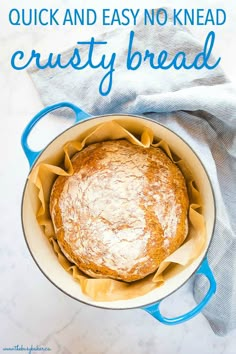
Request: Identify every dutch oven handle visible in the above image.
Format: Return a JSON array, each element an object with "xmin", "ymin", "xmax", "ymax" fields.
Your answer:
[
  {"xmin": 21, "ymin": 102, "xmax": 91, "ymax": 167},
  {"xmin": 143, "ymin": 258, "xmax": 216, "ymax": 325}
]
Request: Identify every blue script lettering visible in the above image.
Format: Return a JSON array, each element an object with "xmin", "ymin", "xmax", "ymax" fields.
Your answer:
[
  {"xmin": 127, "ymin": 30, "xmax": 220, "ymax": 71},
  {"xmin": 11, "ymin": 51, "xmax": 34, "ymax": 69},
  {"xmin": 11, "ymin": 31, "xmax": 220, "ymax": 96},
  {"xmin": 11, "ymin": 40, "xmax": 116, "ymax": 96}
]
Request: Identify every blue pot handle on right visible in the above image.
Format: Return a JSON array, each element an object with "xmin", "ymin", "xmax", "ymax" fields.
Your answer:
[{"xmin": 143, "ymin": 258, "xmax": 216, "ymax": 325}]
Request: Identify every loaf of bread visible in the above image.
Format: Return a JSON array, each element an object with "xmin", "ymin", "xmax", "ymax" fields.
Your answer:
[{"xmin": 50, "ymin": 140, "xmax": 189, "ymax": 282}]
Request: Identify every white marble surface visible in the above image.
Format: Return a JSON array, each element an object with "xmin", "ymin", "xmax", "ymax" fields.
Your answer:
[{"xmin": 1, "ymin": 1, "xmax": 236, "ymax": 353}]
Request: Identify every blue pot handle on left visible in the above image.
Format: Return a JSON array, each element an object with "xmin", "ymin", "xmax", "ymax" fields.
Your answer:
[
  {"xmin": 21, "ymin": 102, "xmax": 91, "ymax": 167},
  {"xmin": 143, "ymin": 258, "xmax": 216, "ymax": 325}
]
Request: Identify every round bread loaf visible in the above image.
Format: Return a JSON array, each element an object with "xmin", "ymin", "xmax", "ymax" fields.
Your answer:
[{"xmin": 50, "ymin": 140, "xmax": 189, "ymax": 282}]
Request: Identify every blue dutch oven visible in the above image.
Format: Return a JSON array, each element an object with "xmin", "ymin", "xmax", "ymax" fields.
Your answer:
[{"xmin": 21, "ymin": 102, "xmax": 216, "ymax": 325}]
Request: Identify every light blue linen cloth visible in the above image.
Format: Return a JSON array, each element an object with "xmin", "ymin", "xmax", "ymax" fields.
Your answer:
[{"xmin": 29, "ymin": 11, "xmax": 236, "ymax": 336}]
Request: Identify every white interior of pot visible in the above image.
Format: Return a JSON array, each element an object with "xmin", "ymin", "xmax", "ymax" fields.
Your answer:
[{"xmin": 22, "ymin": 115, "xmax": 215, "ymax": 309}]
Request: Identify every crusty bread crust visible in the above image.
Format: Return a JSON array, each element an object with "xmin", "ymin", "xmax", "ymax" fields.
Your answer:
[{"xmin": 50, "ymin": 140, "xmax": 189, "ymax": 282}]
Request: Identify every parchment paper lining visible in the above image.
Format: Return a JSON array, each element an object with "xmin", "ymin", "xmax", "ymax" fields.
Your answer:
[{"xmin": 28, "ymin": 121, "xmax": 205, "ymax": 301}]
